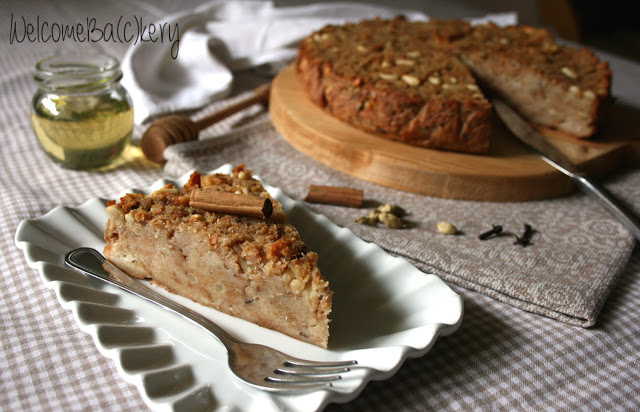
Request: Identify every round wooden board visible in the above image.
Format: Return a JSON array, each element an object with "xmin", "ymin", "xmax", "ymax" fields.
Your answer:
[{"xmin": 269, "ymin": 65, "xmax": 612, "ymax": 201}]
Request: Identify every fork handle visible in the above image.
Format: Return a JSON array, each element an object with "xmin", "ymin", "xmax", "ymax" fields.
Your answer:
[{"xmin": 64, "ymin": 248, "xmax": 239, "ymax": 350}]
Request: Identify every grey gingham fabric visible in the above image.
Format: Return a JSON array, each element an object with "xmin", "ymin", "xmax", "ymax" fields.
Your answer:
[{"xmin": 2, "ymin": 1, "xmax": 640, "ymax": 411}]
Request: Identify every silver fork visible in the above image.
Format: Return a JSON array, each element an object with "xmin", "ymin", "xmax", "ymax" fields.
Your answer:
[{"xmin": 64, "ymin": 247, "xmax": 357, "ymax": 392}]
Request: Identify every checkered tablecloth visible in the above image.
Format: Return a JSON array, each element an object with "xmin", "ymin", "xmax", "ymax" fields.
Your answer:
[{"xmin": 2, "ymin": 1, "xmax": 640, "ymax": 411}]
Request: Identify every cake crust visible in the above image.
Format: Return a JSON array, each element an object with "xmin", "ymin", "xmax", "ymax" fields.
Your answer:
[{"xmin": 104, "ymin": 166, "xmax": 332, "ymax": 348}]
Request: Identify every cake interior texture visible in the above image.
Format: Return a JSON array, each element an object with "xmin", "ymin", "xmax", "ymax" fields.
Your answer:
[{"xmin": 104, "ymin": 165, "xmax": 332, "ymax": 348}]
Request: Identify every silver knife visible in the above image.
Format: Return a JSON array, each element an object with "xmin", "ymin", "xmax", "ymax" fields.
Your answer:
[{"xmin": 492, "ymin": 98, "xmax": 640, "ymax": 241}]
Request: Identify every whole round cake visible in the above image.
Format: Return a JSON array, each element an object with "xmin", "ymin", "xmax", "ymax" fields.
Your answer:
[{"xmin": 295, "ymin": 17, "xmax": 611, "ymax": 154}]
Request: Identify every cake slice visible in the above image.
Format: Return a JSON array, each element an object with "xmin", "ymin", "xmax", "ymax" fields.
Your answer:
[
  {"xmin": 103, "ymin": 165, "xmax": 332, "ymax": 348},
  {"xmin": 454, "ymin": 22, "xmax": 611, "ymax": 138}
]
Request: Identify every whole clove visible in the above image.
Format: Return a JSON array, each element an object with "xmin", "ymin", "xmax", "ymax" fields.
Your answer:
[
  {"xmin": 479, "ymin": 225, "xmax": 503, "ymax": 240},
  {"xmin": 514, "ymin": 224, "xmax": 533, "ymax": 246}
]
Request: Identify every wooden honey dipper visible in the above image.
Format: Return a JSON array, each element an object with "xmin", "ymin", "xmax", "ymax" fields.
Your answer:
[{"xmin": 140, "ymin": 83, "xmax": 271, "ymax": 163}]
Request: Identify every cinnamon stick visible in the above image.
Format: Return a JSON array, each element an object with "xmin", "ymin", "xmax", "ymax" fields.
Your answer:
[
  {"xmin": 304, "ymin": 185, "xmax": 363, "ymax": 207},
  {"xmin": 189, "ymin": 188, "xmax": 273, "ymax": 219}
]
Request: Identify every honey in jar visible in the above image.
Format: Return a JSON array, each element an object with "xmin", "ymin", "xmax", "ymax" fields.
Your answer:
[{"xmin": 31, "ymin": 54, "xmax": 133, "ymax": 170}]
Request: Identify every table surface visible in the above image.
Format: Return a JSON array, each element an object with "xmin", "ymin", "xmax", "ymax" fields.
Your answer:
[{"xmin": 2, "ymin": 1, "xmax": 639, "ymax": 411}]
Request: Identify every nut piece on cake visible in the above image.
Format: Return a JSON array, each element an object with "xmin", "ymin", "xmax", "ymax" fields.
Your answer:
[{"xmin": 103, "ymin": 165, "xmax": 332, "ymax": 348}]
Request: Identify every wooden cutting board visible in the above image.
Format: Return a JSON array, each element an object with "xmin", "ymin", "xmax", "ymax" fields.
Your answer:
[{"xmin": 269, "ymin": 64, "xmax": 639, "ymax": 201}]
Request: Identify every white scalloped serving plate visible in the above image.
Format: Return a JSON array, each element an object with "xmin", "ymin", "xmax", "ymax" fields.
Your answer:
[{"xmin": 15, "ymin": 164, "xmax": 463, "ymax": 412}]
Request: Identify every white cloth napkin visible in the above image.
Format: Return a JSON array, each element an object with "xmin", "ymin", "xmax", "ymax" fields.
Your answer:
[{"xmin": 122, "ymin": 0, "xmax": 516, "ymax": 124}]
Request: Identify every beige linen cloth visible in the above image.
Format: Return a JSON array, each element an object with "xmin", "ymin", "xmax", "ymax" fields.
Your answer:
[{"xmin": 163, "ymin": 111, "xmax": 639, "ymax": 328}]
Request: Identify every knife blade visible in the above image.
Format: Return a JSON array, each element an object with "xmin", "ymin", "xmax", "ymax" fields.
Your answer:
[{"xmin": 492, "ymin": 98, "xmax": 640, "ymax": 241}]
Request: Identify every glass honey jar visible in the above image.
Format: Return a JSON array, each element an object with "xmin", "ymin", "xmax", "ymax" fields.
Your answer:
[{"xmin": 31, "ymin": 54, "xmax": 134, "ymax": 170}]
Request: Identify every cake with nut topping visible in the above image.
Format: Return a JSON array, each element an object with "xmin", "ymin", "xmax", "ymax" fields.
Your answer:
[
  {"xmin": 295, "ymin": 17, "xmax": 611, "ymax": 153},
  {"xmin": 103, "ymin": 165, "xmax": 332, "ymax": 348}
]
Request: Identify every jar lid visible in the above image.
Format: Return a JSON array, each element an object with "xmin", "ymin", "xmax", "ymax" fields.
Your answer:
[{"xmin": 34, "ymin": 54, "xmax": 122, "ymax": 91}]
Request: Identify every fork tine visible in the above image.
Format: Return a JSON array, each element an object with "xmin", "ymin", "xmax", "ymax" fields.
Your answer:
[
  {"xmin": 276, "ymin": 365, "xmax": 352, "ymax": 376},
  {"xmin": 265, "ymin": 374, "xmax": 342, "ymax": 386},
  {"xmin": 278, "ymin": 359, "xmax": 356, "ymax": 378},
  {"xmin": 284, "ymin": 359, "xmax": 358, "ymax": 368}
]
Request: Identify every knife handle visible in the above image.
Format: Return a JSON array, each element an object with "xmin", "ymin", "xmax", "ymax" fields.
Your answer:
[{"xmin": 571, "ymin": 175, "xmax": 640, "ymax": 241}]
